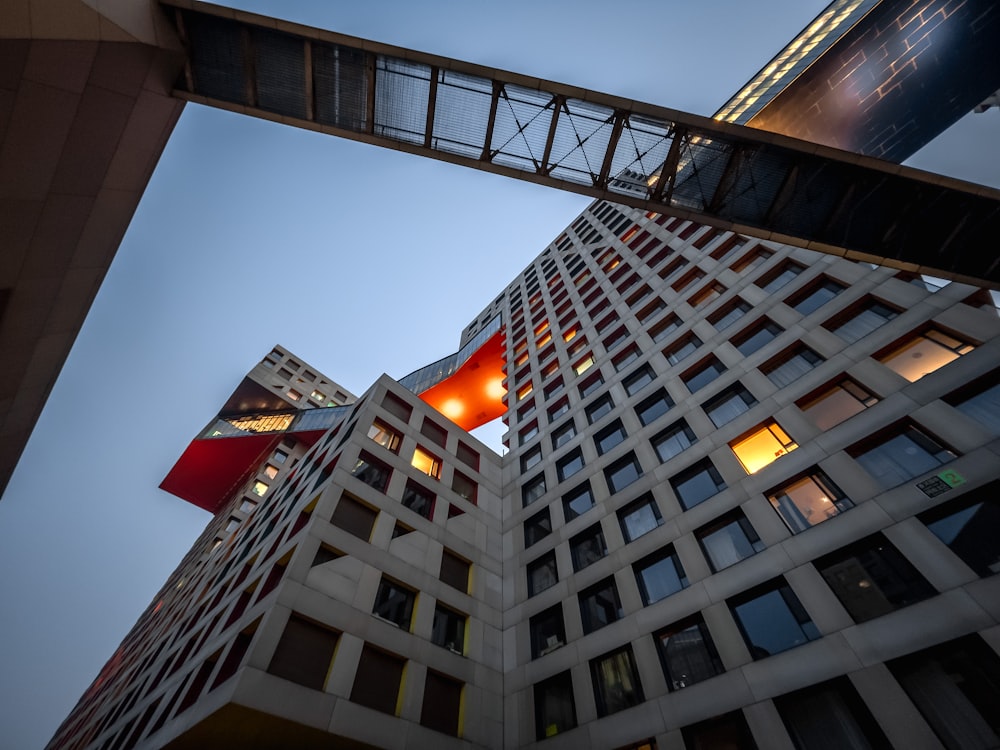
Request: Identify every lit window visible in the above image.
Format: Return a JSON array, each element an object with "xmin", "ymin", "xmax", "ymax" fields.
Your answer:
[
  {"xmin": 617, "ymin": 494, "xmax": 662, "ymax": 542},
  {"xmin": 652, "ymin": 419, "xmax": 697, "ymax": 463},
  {"xmin": 591, "ymin": 646, "xmax": 644, "ymax": 717},
  {"xmin": 815, "ymin": 533, "xmax": 935, "ymax": 622},
  {"xmin": 696, "ymin": 511, "xmax": 765, "ymax": 571},
  {"xmin": 703, "ymin": 384, "xmax": 758, "ymax": 428},
  {"xmin": 515, "ymin": 350, "xmax": 529, "ymax": 367},
  {"xmin": 536, "ymin": 331, "xmax": 553, "ymax": 349},
  {"xmin": 574, "ymin": 355, "xmax": 595, "ymax": 375},
  {"xmin": 878, "ymin": 328, "xmax": 974, "ymax": 381},
  {"xmin": 798, "ymin": 377, "xmax": 878, "ymax": 430},
  {"xmin": 310, "ymin": 390, "xmax": 325, "ymax": 402},
  {"xmin": 850, "ymin": 424, "xmax": 956, "ymax": 490},
  {"xmin": 263, "ymin": 464, "xmax": 279, "ymax": 479},
  {"xmin": 530, "ymin": 605, "xmax": 566, "ymax": 658},
  {"xmin": 367, "ymin": 420, "xmax": 401, "ymax": 453},
  {"xmin": 729, "ymin": 579, "xmax": 819, "ymax": 659},
  {"xmin": 579, "ymin": 577, "xmax": 622, "ymax": 633},
  {"xmin": 534, "ymin": 671, "xmax": 577, "ymax": 740},
  {"xmin": 655, "ymin": 616, "xmax": 723, "ymax": 691},
  {"xmin": 730, "ymin": 421, "xmax": 797, "ymax": 474},
  {"xmin": 516, "ymin": 382, "xmax": 534, "ymax": 401},
  {"xmin": 252, "ymin": 480, "xmax": 269, "ymax": 496},
  {"xmin": 671, "ymin": 459, "xmax": 726, "ymax": 510},
  {"xmin": 373, "ymin": 577, "xmax": 415, "ymax": 629},
  {"xmin": 767, "ymin": 470, "xmax": 853, "ymax": 533},
  {"xmin": 411, "ymin": 447, "xmax": 441, "ymax": 479},
  {"xmin": 633, "ymin": 546, "xmax": 687, "ymax": 605},
  {"xmin": 527, "ymin": 552, "xmax": 558, "ymax": 597},
  {"xmin": 534, "ymin": 320, "xmax": 550, "ymax": 336},
  {"xmin": 827, "ymin": 299, "xmax": 898, "ymax": 343},
  {"xmin": 431, "ymin": 605, "xmax": 466, "ymax": 654},
  {"xmin": 563, "ymin": 325, "xmax": 579, "ymax": 342},
  {"xmin": 524, "ymin": 507, "xmax": 552, "ymax": 548},
  {"xmin": 562, "ymin": 481, "xmax": 595, "ymax": 520},
  {"xmin": 570, "ymin": 523, "xmax": 607, "ymax": 571},
  {"xmin": 287, "ymin": 389, "xmax": 301, "ymax": 401},
  {"xmin": 921, "ymin": 482, "xmax": 1000, "ymax": 577}
]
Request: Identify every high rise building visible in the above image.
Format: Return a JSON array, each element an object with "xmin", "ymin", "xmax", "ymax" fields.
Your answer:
[{"xmin": 47, "ymin": 194, "xmax": 1000, "ymax": 748}]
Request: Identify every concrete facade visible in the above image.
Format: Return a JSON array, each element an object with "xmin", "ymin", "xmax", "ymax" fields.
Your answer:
[{"xmin": 46, "ymin": 199, "xmax": 1000, "ymax": 749}]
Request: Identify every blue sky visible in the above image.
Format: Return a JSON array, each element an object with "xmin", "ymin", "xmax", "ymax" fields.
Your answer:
[{"xmin": 0, "ymin": 2, "xmax": 997, "ymax": 747}]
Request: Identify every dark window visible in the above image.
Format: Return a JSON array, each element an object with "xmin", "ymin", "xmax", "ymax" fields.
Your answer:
[
  {"xmin": 331, "ymin": 494, "xmax": 377, "ymax": 541},
  {"xmin": 350, "ymin": 451, "xmax": 390, "ymax": 492},
  {"xmin": 665, "ymin": 334, "xmax": 701, "ymax": 365},
  {"xmin": 595, "ymin": 419, "xmax": 628, "ymax": 455},
  {"xmin": 763, "ymin": 346, "xmax": 824, "ymax": 387},
  {"xmin": 789, "ymin": 278, "xmax": 846, "ymax": 315},
  {"xmin": 528, "ymin": 552, "xmax": 558, "ymax": 597},
  {"xmin": 671, "ymin": 459, "xmax": 726, "ymax": 510},
  {"xmin": 634, "ymin": 546, "xmax": 688, "ymax": 605},
  {"xmin": 570, "ymin": 523, "xmax": 608, "ymax": 571},
  {"xmin": 519, "ymin": 421, "xmax": 539, "ymax": 446},
  {"xmin": 382, "ymin": 392, "xmax": 412, "ymax": 423},
  {"xmin": 521, "ymin": 446, "xmax": 543, "ymax": 472},
  {"xmin": 557, "ymin": 449, "xmax": 585, "ymax": 482},
  {"xmin": 682, "ymin": 711, "xmax": 758, "ymax": 750},
  {"xmin": 798, "ymin": 377, "xmax": 878, "ymax": 430},
  {"xmin": 401, "ymin": 480, "xmax": 434, "ymax": 519},
  {"xmin": 767, "ymin": 470, "xmax": 853, "ymax": 533},
  {"xmin": 586, "ymin": 394, "xmax": 615, "ymax": 424},
  {"xmin": 373, "ymin": 578, "xmax": 415, "ymax": 629},
  {"xmin": 544, "ymin": 377, "xmax": 565, "ymax": 400},
  {"xmin": 440, "ymin": 551, "xmax": 470, "ymax": 592},
  {"xmin": 696, "ymin": 511, "xmax": 765, "ymax": 572},
  {"xmin": 759, "ymin": 262, "xmax": 803, "ymax": 293},
  {"xmin": 921, "ymin": 482, "xmax": 1000, "ymax": 577},
  {"xmin": 524, "ymin": 507, "xmax": 552, "ymax": 548},
  {"xmin": 815, "ymin": 533, "xmax": 935, "ymax": 622},
  {"xmin": 618, "ymin": 494, "xmax": 662, "ymax": 542},
  {"xmin": 655, "ymin": 615, "xmax": 724, "ymax": 691},
  {"xmin": 949, "ymin": 378, "xmax": 1000, "ymax": 434},
  {"xmin": 652, "ymin": 419, "xmax": 697, "ymax": 463},
  {"xmin": 649, "ymin": 314, "xmax": 681, "ymax": 342},
  {"xmin": 591, "ymin": 646, "xmax": 644, "ymax": 717},
  {"xmin": 267, "ymin": 614, "xmax": 338, "ymax": 690},
  {"xmin": 732, "ymin": 319, "xmax": 783, "ymax": 356},
  {"xmin": 709, "ymin": 298, "xmax": 752, "ymax": 330},
  {"xmin": 456, "ymin": 441, "xmax": 480, "ymax": 470},
  {"xmin": 703, "ymin": 384, "xmax": 758, "ymax": 428},
  {"xmin": 613, "ymin": 345, "xmax": 640, "ymax": 372},
  {"xmin": 548, "ymin": 396, "xmax": 570, "ymax": 422},
  {"xmin": 351, "ymin": 646, "xmax": 404, "ymax": 715},
  {"xmin": 530, "ymin": 605, "xmax": 566, "ymax": 659},
  {"xmin": 623, "ymin": 365, "xmax": 655, "ymax": 396},
  {"xmin": 682, "ymin": 357, "xmax": 726, "ymax": 392},
  {"xmin": 636, "ymin": 389, "xmax": 674, "ymax": 426},
  {"xmin": 774, "ymin": 678, "xmax": 889, "ymax": 750},
  {"xmin": 522, "ymin": 474, "xmax": 547, "ymax": 507},
  {"xmin": 534, "ymin": 671, "xmax": 577, "ymax": 740},
  {"xmin": 551, "ymin": 419, "xmax": 577, "ymax": 449},
  {"xmin": 850, "ymin": 424, "xmax": 956, "ymax": 490},
  {"xmin": 827, "ymin": 299, "xmax": 898, "ymax": 343},
  {"xmin": 431, "ymin": 605, "xmax": 466, "ymax": 654},
  {"xmin": 729, "ymin": 579, "xmax": 819, "ymax": 659},
  {"xmin": 579, "ymin": 577, "xmax": 622, "ymax": 633},
  {"xmin": 605, "ymin": 452, "xmax": 643, "ymax": 493},
  {"xmin": 452, "ymin": 471, "xmax": 477, "ymax": 504},
  {"xmin": 420, "ymin": 671, "xmax": 463, "ymax": 736},
  {"xmin": 563, "ymin": 481, "xmax": 595, "ymax": 520},
  {"xmin": 889, "ymin": 635, "xmax": 1000, "ymax": 750},
  {"xmin": 420, "ymin": 417, "xmax": 448, "ymax": 447}
]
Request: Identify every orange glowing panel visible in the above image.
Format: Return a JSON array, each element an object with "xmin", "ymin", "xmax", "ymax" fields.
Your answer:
[{"xmin": 419, "ymin": 330, "xmax": 508, "ymax": 432}]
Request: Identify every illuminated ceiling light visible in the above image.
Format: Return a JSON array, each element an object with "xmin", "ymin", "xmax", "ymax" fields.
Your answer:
[
  {"xmin": 486, "ymin": 378, "xmax": 506, "ymax": 399},
  {"xmin": 441, "ymin": 399, "xmax": 465, "ymax": 419}
]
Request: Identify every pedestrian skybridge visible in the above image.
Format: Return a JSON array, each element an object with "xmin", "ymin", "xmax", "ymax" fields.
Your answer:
[{"xmin": 165, "ymin": 1, "xmax": 1000, "ymax": 286}]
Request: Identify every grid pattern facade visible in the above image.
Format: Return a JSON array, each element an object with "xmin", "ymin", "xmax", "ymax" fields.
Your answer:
[{"xmin": 48, "ymin": 202, "xmax": 1000, "ymax": 750}]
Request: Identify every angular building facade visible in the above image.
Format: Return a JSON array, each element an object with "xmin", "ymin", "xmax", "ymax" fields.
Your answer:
[{"xmin": 47, "ymin": 195, "xmax": 1000, "ymax": 749}]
